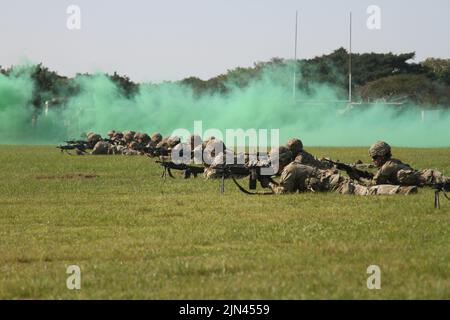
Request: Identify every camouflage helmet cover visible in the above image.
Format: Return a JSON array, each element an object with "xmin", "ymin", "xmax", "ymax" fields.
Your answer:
[
  {"xmin": 122, "ymin": 130, "xmax": 136, "ymax": 136},
  {"xmin": 151, "ymin": 133, "xmax": 163, "ymax": 144},
  {"xmin": 87, "ymin": 133, "xmax": 102, "ymax": 144},
  {"xmin": 123, "ymin": 130, "xmax": 135, "ymax": 142},
  {"xmin": 270, "ymin": 146, "xmax": 293, "ymax": 167},
  {"xmin": 133, "ymin": 132, "xmax": 142, "ymax": 140},
  {"xmin": 369, "ymin": 141, "xmax": 391, "ymax": 158},
  {"xmin": 167, "ymin": 136, "xmax": 181, "ymax": 148},
  {"xmin": 139, "ymin": 133, "xmax": 151, "ymax": 144},
  {"xmin": 113, "ymin": 132, "xmax": 124, "ymax": 139},
  {"xmin": 286, "ymin": 138, "xmax": 303, "ymax": 156}
]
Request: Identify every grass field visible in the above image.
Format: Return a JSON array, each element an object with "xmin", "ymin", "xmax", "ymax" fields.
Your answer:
[{"xmin": 0, "ymin": 145, "xmax": 449, "ymax": 299}]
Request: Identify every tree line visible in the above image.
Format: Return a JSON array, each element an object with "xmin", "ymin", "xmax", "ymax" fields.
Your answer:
[{"xmin": 1, "ymin": 48, "xmax": 450, "ymax": 108}]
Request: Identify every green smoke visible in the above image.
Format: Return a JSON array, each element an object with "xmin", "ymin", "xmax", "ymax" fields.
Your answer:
[{"xmin": 0, "ymin": 64, "xmax": 449, "ymax": 147}]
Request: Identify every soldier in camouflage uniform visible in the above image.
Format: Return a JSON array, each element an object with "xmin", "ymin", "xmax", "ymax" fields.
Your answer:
[
  {"xmin": 169, "ymin": 134, "xmax": 203, "ymax": 164},
  {"xmin": 112, "ymin": 132, "xmax": 125, "ymax": 146},
  {"xmin": 91, "ymin": 140, "xmax": 113, "ymax": 155},
  {"xmin": 107, "ymin": 130, "xmax": 116, "ymax": 140},
  {"xmin": 150, "ymin": 133, "xmax": 163, "ymax": 147},
  {"xmin": 87, "ymin": 132, "xmax": 102, "ymax": 148},
  {"xmin": 268, "ymin": 147, "xmax": 417, "ymax": 195},
  {"xmin": 123, "ymin": 141, "xmax": 140, "ymax": 155},
  {"xmin": 286, "ymin": 138, "xmax": 333, "ymax": 169},
  {"xmin": 367, "ymin": 141, "xmax": 447, "ymax": 186},
  {"xmin": 138, "ymin": 133, "xmax": 151, "ymax": 145},
  {"xmin": 203, "ymin": 138, "xmax": 228, "ymax": 179},
  {"xmin": 123, "ymin": 130, "xmax": 136, "ymax": 144},
  {"xmin": 155, "ymin": 135, "xmax": 181, "ymax": 156}
]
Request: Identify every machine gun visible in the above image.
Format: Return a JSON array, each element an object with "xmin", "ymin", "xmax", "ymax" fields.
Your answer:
[
  {"xmin": 323, "ymin": 158, "xmax": 374, "ymax": 181},
  {"xmin": 211, "ymin": 162, "xmax": 276, "ymax": 195},
  {"xmin": 432, "ymin": 182, "xmax": 450, "ymax": 209},
  {"xmin": 156, "ymin": 160, "xmax": 205, "ymax": 179},
  {"xmin": 155, "ymin": 157, "xmax": 275, "ymax": 195},
  {"xmin": 56, "ymin": 143, "xmax": 88, "ymax": 154}
]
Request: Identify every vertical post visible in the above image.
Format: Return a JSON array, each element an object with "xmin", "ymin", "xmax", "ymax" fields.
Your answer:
[
  {"xmin": 293, "ymin": 10, "xmax": 298, "ymax": 101},
  {"xmin": 220, "ymin": 172, "xmax": 225, "ymax": 194},
  {"xmin": 349, "ymin": 12, "xmax": 352, "ymax": 104}
]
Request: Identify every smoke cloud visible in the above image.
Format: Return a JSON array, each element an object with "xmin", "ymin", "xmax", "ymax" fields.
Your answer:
[{"xmin": 0, "ymin": 64, "xmax": 449, "ymax": 147}]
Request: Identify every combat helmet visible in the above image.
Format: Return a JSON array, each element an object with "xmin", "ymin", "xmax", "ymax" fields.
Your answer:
[
  {"xmin": 369, "ymin": 141, "xmax": 391, "ymax": 158},
  {"xmin": 286, "ymin": 138, "xmax": 303, "ymax": 157},
  {"xmin": 167, "ymin": 136, "xmax": 181, "ymax": 148},
  {"xmin": 87, "ymin": 133, "xmax": 102, "ymax": 145},
  {"xmin": 107, "ymin": 130, "xmax": 116, "ymax": 138},
  {"xmin": 270, "ymin": 146, "xmax": 294, "ymax": 168},
  {"xmin": 133, "ymin": 132, "xmax": 142, "ymax": 141},
  {"xmin": 123, "ymin": 130, "xmax": 136, "ymax": 143},
  {"xmin": 151, "ymin": 133, "xmax": 163, "ymax": 144},
  {"xmin": 139, "ymin": 133, "xmax": 151, "ymax": 144}
]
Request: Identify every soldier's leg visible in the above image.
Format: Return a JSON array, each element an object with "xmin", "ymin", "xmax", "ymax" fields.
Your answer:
[
  {"xmin": 369, "ymin": 185, "xmax": 417, "ymax": 195},
  {"xmin": 419, "ymin": 169, "xmax": 447, "ymax": 185}
]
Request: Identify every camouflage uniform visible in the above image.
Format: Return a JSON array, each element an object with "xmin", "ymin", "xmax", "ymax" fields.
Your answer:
[
  {"xmin": 150, "ymin": 133, "xmax": 163, "ymax": 147},
  {"xmin": 188, "ymin": 134, "xmax": 204, "ymax": 164},
  {"xmin": 286, "ymin": 138, "xmax": 333, "ymax": 169},
  {"xmin": 269, "ymin": 145, "xmax": 417, "ymax": 195},
  {"xmin": 91, "ymin": 141, "xmax": 112, "ymax": 155},
  {"xmin": 112, "ymin": 132, "xmax": 126, "ymax": 146},
  {"xmin": 269, "ymin": 161, "xmax": 417, "ymax": 195},
  {"xmin": 203, "ymin": 138, "xmax": 226, "ymax": 166},
  {"xmin": 87, "ymin": 133, "xmax": 102, "ymax": 148},
  {"xmin": 167, "ymin": 136, "xmax": 181, "ymax": 149},
  {"xmin": 171, "ymin": 142, "xmax": 191, "ymax": 164},
  {"xmin": 123, "ymin": 130, "xmax": 136, "ymax": 144},
  {"xmin": 107, "ymin": 130, "xmax": 116, "ymax": 139},
  {"xmin": 368, "ymin": 141, "xmax": 447, "ymax": 186},
  {"xmin": 203, "ymin": 139, "xmax": 231, "ymax": 179},
  {"xmin": 110, "ymin": 144, "xmax": 127, "ymax": 155},
  {"xmin": 138, "ymin": 133, "xmax": 151, "ymax": 145}
]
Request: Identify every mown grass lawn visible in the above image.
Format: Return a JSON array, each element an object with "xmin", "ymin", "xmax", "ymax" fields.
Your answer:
[{"xmin": 0, "ymin": 145, "xmax": 449, "ymax": 299}]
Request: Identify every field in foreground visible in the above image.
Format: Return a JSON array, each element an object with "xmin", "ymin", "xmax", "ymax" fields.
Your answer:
[{"xmin": 0, "ymin": 145, "xmax": 449, "ymax": 299}]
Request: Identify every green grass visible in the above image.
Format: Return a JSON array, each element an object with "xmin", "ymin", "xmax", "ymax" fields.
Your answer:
[{"xmin": 0, "ymin": 145, "xmax": 449, "ymax": 299}]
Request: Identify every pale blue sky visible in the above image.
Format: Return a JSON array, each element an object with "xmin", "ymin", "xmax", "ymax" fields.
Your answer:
[{"xmin": 1, "ymin": 0, "xmax": 449, "ymax": 82}]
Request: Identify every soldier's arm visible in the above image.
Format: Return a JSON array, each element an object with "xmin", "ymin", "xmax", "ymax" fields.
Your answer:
[
  {"xmin": 269, "ymin": 166, "xmax": 297, "ymax": 194},
  {"xmin": 297, "ymin": 152, "xmax": 333, "ymax": 170},
  {"xmin": 370, "ymin": 168, "xmax": 391, "ymax": 185}
]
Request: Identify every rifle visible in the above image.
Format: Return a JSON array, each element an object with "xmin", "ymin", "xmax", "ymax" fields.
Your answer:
[
  {"xmin": 324, "ymin": 158, "xmax": 374, "ymax": 181},
  {"xmin": 142, "ymin": 146, "xmax": 169, "ymax": 157},
  {"xmin": 432, "ymin": 181, "xmax": 450, "ymax": 209},
  {"xmin": 156, "ymin": 160, "xmax": 205, "ymax": 179},
  {"xmin": 65, "ymin": 140, "xmax": 89, "ymax": 145},
  {"xmin": 102, "ymin": 138, "xmax": 121, "ymax": 145}
]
